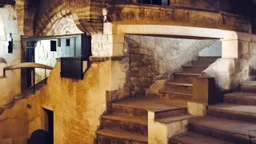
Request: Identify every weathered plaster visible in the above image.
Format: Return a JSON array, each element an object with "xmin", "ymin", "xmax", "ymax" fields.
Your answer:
[
  {"xmin": 204, "ymin": 34, "xmax": 256, "ymax": 90},
  {"xmin": 126, "ymin": 35, "xmax": 220, "ymax": 96},
  {"xmin": 0, "ymin": 6, "xmax": 21, "ymax": 106},
  {"xmin": 21, "ymin": 57, "xmax": 128, "ymax": 144}
]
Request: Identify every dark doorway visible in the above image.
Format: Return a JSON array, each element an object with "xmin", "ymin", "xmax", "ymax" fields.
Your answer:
[
  {"xmin": 27, "ymin": 109, "xmax": 54, "ymax": 144},
  {"xmin": 27, "ymin": 109, "xmax": 53, "ymax": 144},
  {"xmin": 44, "ymin": 109, "xmax": 54, "ymax": 144}
]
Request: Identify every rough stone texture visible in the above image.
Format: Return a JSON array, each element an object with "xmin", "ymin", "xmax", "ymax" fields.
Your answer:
[
  {"xmin": 204, "ymin": 39, "xmax": 256, "ymax": 91},
  {"xmin": 30, "ymin": 58, "xmax": 128, "ymax": 144},
  {"xmin": 146, "ymin": 80, "xmax": 165, "ymax": 97},
  {"xmin": 0, "ymin": 98, "xmax": 30, "ymax": 143},
  {"xmin": 107, "ymin": 5, "xmax": 252, "ymax": 34},
  {"xmin": 125, "ymin": 35, "xmax": 219, "ymax": 97},
  {"xmin": 204, "ymin": 56, "xmax": 256, "ymax": 90},
  {"xmin": 0, "ymin": 6, "xmax": 21, "ymax": 106},
  {"xmin": 46, "ymin": 14, "xmax": 82, "ymax": 36},
  {"xmin": 91, "ymin": 34, "xmax": 113, "ymax": 56},
  {"xmin": 34, "ymin": 0, "xmax": 102, "ymax": 36},
  {"xmin": 0, "ymin": 56, "xmax": 130, "ymax": 144}
]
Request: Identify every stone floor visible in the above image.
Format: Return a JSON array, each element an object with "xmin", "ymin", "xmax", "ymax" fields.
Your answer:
[{"xmin": 113, "ymin": 96, "xmax": 187, "ymax": 112}]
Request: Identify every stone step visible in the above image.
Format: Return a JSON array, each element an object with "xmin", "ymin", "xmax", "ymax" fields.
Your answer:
[
  {"xmin": 173, "ymin": 73, "xmax": 201, "ymax": 84},
  {"xmin": 241, "ymin": 81, "xmax": 256, "ymax": 93},
  {"xmin": 189, "ymin": 116, "xmax": 256, "ymax": 144},
  {"xmin": 224, "ymin": 92, "xmax": 256, "ymax": 105},
  {"xmin": 169, "ymin": 132, "xmax": 233, "ymax": 144},
  {"xmin": 165, "ymin": 82, "xmax": 193, "ymax": 93},
  {"xmin": 182, "ymin": 65, "xmax": 208, "ymax": 73},
  {"xmin": 159, "ymin": 90, "xmax": 193, "ymax": 101},
  {"xmin": 156, "ymin": 114, "xmax": 193, "ymax": 124},
  {"xmin": 112, "ymin": 104, "xmax": 148, "ymax": 119},
  {"xmin": 112, "ymin": 96, "xmax": 189, "ymax": 118},
  {"xmin": 207, "ymin": 103, "xmax": 256, "ymax": 123},
  {"xmin": 97, "ymin": 128, "xmax": 148, "ymax": 144},
  {"xmin": 101, "ymin": 114, "xmax": 148, "ymax": 136},
  {"xmin": 155, "ymin": 107, "xmax": 187, "ymax": 119}
]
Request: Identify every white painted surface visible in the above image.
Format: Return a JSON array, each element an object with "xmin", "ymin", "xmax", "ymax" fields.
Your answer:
[{"xmin": 0, "ymin": 6, "xmax": 21, "ymax": 105}]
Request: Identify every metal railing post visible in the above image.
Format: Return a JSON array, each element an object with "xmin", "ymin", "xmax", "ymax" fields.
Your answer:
[{"xmin": 33, "ymin": 68, "xmax": 35, "ymax": 94}]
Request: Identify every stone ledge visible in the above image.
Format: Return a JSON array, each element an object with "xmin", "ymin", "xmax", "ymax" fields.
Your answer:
[{"xmin": 89, "ymin": 56, "xmax": 128, "ymax": 62}]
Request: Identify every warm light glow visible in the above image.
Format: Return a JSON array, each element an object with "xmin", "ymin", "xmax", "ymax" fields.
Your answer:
[{"xmin": 0, "ymin": 14, "xmax": 5, "ymax": 41}]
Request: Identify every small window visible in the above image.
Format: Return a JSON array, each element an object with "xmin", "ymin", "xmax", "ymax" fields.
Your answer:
[
  {"xmin": 66, "ymin": 39, "xmax": 70, "ymax": 46},
  {"xmin": 50, "ymin": 40, "xmax": 57, "ymax": 51},
  {"xmin": 57, "ymin": 39, "xmax": 61, "ymax": 47}
]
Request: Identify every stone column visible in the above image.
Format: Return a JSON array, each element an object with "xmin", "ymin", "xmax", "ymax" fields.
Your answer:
[
  {"xmin": 104, "ymin": 22, "xmax": 125, "ymax": 56},
  {"xmin": 221, "ymin": 39, "xmax": 239, "ymax": 58},
  {"xmin": 91, "ymin": 22, "xmax": 124, "ymax": 57}
]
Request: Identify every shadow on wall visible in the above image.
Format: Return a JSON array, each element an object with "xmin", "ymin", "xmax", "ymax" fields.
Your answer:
[{"xmin": 27, "ymin": 129, "xmax": 53, "ymax": 144}]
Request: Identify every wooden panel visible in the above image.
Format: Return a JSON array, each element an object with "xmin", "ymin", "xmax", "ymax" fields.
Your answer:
[{"xmin": 61, "ymin": 57, "xmax": 83, "ymax": 79}]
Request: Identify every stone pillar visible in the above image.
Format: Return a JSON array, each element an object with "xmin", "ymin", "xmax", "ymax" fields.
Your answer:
[
  {"xmin": 91, "ymin": 22, "xmax": 125, "ymax": 57},
  {"xmin": 221, "ymin": 39, "xmax": 239, "ymax": 58},
  {"xmin": 104, "ymin": 22, "xmax": 125, "ymax": 56}
]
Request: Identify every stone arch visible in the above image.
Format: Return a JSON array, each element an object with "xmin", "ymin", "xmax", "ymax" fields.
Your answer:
[
  {"xmin": 35, "ymin": 6, "xmax": 72, "ymax": 36},
  {"xmin": 39, "ymin": 10, "xmax": 83, "ymax": 36},
  {"xmin": 45, "ymin": 14, "xmax": 83, "ymax": 36},
  {"xmin": 34, "ymin": 1, "xmax": 103, "ymax": 36}
]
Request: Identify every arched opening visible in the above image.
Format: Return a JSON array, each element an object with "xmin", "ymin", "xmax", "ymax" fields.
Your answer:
[{"xmin": 33, "ymin": 13, "xmax": 88, "ymax": 83}]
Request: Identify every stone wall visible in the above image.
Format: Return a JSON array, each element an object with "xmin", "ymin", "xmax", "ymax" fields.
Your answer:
[
  {"xmin": 91, "ymin": 35, "xmax": 113, "ymax": 56},
  {"xmin": 125, "ymin": 35, "xmax": 220, "ymax": 96},
  {"xmin": 204, "ymin": 36, "xmax": 256, "ymax": 91},
  {"xmin": 0, "ymin": 6, "xmax": 21, "ymax": 106},
  {"xmin": 0, "ymin": 56, "xmax": 130, "ymax": 144}
]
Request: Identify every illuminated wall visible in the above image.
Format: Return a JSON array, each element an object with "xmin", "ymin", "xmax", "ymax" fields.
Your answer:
[{"xmin": 0, "ymin": 6, "xmax": 21, "ymax": 106}]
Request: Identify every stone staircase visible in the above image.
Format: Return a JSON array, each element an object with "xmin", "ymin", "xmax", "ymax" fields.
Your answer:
[
  {"xmin": 96, "ymin": 56, "xmax": 220, "ymax": 144},
  {"xmin": 169, "ymin": 81, "xmax": 256, "ymax": 144},
  {"xmin": 96, "ymin": 96, "xmax": 192, "ymax": 144},
  {"xmin": 159, "ymin": 56, "xmax": 219, "ymax": 102}
]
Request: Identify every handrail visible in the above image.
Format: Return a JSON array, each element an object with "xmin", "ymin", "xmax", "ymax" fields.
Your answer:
[
  {"xmin": 3, "ymin": 62, "xmax": 53, "ymax": 94},
  {"xmin": 4, "ymin": 62, "xmax": 53, "ymax": 72}
]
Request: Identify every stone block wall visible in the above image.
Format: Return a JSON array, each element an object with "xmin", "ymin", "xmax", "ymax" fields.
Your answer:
[
  {"xmin": 125, "ymin": 35, "xmax": 221, "ymax": 97},
  {"xmin": 91, "ymin": 35, "xmax": 113, "ymax": 56},
  {"xmin": 204, "ymin": 36, "xmax": 256, "ymax": 91}
]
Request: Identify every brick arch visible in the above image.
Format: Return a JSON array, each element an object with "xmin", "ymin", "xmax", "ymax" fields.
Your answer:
[
  {"xmin": 34, "ymin": 1, "xmax": 104, "ymax": 36},
  {"xmin": 36, "ymin": 9, "xmax": 74, "ymax": 36},
  {"xmin": 45, "ymin": 14, "xmax": 83, "ymax": 36},
  {"xmin": 34, "ymin": 2, "xmax": 71, "ymax": 36}
]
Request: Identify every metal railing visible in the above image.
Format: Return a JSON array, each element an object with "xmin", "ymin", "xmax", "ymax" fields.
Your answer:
[{"xmin": 60, "ymin": 57, "xmax": 84, "ymax": 80}]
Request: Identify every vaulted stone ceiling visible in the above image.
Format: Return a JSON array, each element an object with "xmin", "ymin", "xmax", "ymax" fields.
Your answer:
[{"xmin": 0, "ymin": 0, "xmax": 15, "ymax": 7}]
